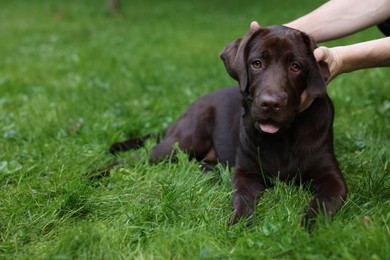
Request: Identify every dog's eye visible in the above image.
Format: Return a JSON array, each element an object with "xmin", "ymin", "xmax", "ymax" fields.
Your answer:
[
  {"xmin": 251, "ymin": 60, "xmax": 263, "ymax": 69},
  {"xmin": 290, "ymin": 62, "xmax": 302, "ymax": 72}
]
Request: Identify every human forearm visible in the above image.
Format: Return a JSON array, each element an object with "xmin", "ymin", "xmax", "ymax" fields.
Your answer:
[
  {"xmin": 314, "ymin": 37, "xmax": 390, "ymax": 80},
  {"xmin": 285, "ymin": 0, "xmax": 390, "ymax": 42},
  {"xmin": 336, "ymin": 37, "xmax": 390, "ymax": 72}
]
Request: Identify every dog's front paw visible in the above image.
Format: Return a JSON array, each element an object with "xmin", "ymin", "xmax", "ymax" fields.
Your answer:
[
  {"xmin": 301, "ymin": 211, "xmax": 317, "ymax": 230},
  {"xmin": 230, "ymin": 194, "xmax": 253, "ymax": 225},
  {"xmin": 228, "ymin": 210, "xmax": 255, "ymax": 227},
  {"xmin": 229, "ymin": 210, "xmax": 242, "ymax": 225}
]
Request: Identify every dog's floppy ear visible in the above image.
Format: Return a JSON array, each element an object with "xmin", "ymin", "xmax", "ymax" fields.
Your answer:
[
  {"xmin": 220, "ymin": 28, "xmax": 258, "ymax": 92},
  {"xmin": 301, "ymin": 33, "xmax": 330, "ymax": 97}
]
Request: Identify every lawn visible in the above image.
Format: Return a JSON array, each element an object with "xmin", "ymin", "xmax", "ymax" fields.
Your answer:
[{"xmin": 0, "ymin": 0, "xmax": 389, "ymax": 259}]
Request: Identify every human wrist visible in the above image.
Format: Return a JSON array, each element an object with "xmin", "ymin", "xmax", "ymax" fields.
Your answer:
[{"xmin": 334, "ymin": 38, "xmax": 390, "ymax": 74}]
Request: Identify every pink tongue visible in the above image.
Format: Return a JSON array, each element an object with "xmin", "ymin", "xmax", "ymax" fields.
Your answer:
[{"xmin": 259, "ymin": 123, "xmax": 280, "ymax": 134}]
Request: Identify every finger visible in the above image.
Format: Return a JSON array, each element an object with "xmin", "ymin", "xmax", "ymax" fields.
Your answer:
[
  {"xmin": 250, "ymin": 21, "xmax": 261, "ymax": 32},
  {"xmin": 313, "ymin": 47, "xmax": 327, "ymax": 62}
]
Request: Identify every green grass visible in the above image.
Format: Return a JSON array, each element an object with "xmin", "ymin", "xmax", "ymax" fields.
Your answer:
[{"xmin": 1, "ymin": 0, "xmax": 389, "ymax": 259}]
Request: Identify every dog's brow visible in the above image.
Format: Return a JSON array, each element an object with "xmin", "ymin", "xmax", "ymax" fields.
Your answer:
[
  {"xmin": 286, "ymin": 52, "xmax": 299, "ymax": 61},
  {"xmin": 259, "ymin": 50, "xmax": 269, "ymax": 59}
]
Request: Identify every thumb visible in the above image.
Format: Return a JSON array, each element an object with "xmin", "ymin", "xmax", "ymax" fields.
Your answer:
[
  {"xmin": 314, "ymin": 46, "xmax": 328, "ymax": 62},
  {"xmin": 250, "ymin": 21, "xmax": 261, "ymax": 32},
  {"xmin": 313, "ymin": 46, "xmax": 340, "ymax": 82}
]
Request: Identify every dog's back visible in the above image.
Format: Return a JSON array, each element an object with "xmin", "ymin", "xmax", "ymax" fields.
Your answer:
[{"xmin": 151, "ymin": 86, "xmax": 241, "ymax": 164}]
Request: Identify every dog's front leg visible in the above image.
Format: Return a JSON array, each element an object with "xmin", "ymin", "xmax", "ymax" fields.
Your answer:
[
  {"xmin": 230, "ymin": 168, "xmax": 266, "ymax": 225},
  {"xmin": 303, "ymin": 171, "xmax": 347, "ymax": 227}
]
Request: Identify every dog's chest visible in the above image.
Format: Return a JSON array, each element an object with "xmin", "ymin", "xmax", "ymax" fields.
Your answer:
[{"xmin": 255, "ymin": 135, "xmax": 302, "ymax": 180}]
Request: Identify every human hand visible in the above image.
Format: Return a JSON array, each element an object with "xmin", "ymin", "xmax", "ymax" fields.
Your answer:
[{"xmin": 314, "ymin": 46, "xmax": 342, "ymax": 82}]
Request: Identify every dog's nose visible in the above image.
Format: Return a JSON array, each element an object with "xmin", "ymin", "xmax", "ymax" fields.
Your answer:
[{"xmin": 258, "ymin": 93, "xmax": 287, "ymax": 111}]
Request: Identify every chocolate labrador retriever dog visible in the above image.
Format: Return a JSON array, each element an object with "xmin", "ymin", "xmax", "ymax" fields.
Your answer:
[{"xmin": 110, "ymin": 25, "xmax": 347, "ymax": 226}]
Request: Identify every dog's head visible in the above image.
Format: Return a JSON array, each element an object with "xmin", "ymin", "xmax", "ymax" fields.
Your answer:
[{"xmin": 220, "ymin": 25, "xmax": 330, "ymax": 134}]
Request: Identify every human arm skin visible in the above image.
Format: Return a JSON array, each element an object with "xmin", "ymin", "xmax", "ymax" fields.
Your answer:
[
  {"xmin": 285, "ymin": 0, "xmax": 390, "ymax": 42},
  {"xmin": 314, "ymin": 37, "xmax": 390, "ymax": 81}
]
